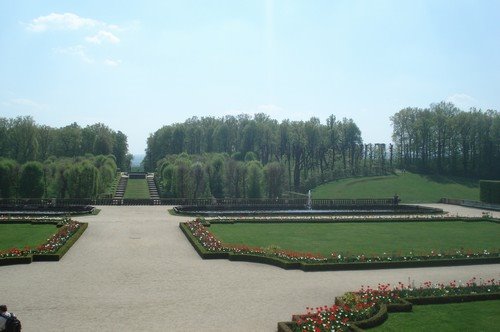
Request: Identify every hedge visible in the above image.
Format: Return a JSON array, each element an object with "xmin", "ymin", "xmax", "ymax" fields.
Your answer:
[{"xmin": 480, "ymin": 180, "xmax": 500, "ymax": 204}]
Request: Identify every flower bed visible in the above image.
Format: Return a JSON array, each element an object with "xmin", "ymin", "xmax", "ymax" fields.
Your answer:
[
  {"xmin": 184, "ymin": 220, "xmax": 326, "ymax": 263},
  {"xmin": 278, "ymin": 278, "xmax": 500, "ymax": 332},
  {"xmin": 180, "ymin": 219, "xmax": 500, "ymax": 271},
  {"xmin": 0, "ymin": 220, "xmax": 87, "ymax": 265}
]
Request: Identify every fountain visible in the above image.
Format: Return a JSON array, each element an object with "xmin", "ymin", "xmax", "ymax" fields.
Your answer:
[
  {"xmin": 173, "ymin": 193, "xmax": 443, "ymax": 216},
  {"xmin": 306, "ymin": 190, "xmax": 312, "ymax": 210}
]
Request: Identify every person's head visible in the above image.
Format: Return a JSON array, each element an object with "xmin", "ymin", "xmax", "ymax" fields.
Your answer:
[{"xmin": 0, "ymin": 305, "xmax": 6, "ymax": 312}]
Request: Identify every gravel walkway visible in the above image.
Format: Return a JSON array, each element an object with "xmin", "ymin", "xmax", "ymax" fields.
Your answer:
[{"xmin": 1, "ymin": 204, "xmax": 499, "ymax": 331}]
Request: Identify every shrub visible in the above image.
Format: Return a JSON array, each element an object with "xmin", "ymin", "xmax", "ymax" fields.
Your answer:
[{"xmin": 480, "ymin": 180, "xmax": 500, "ymax": 204}]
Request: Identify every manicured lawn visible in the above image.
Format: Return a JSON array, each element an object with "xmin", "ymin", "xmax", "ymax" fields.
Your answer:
[
  {"xmin": 312, "ymin": 172, "xmax": 479, "ymax": 203},
  {"xmin": 370, "ymin": 300, "xmax": 500, "ymax": 331},
  {"xmin": 0, "ymin": 224, "xmax": 59, "ymax": 250},
  {"xmin": 124, "ymin": 179, "xmax": 150, "ymax": 199},
  {"xmin": 208, "ymin": 221, "xmax": 499, "ymax": 256}
]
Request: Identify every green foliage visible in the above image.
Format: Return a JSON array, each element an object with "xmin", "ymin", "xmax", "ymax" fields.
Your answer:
[
  {"xmin": 19, "ymin": 161, "xmax": 44, "ymax": 198},
  {"xmin": 0, "ymin": 116, "xmax": 129, "ymax": 170},
  {"xmin": 246, "ymin": 160, "xmax": 263, "ymax": 198},
  {"xmin": 391, "ymin": 103, "xmax": 499, "ymax": 179},
  {"xmin": 209, "ymin": 156, "xmax": 225, "ymax": 198},
  {"xmin": 480, "ymin": 180, "xmax": 500, "ymax": 204},
  {"xmin": 173, "ymin": 158, "xmax": 191, "ymax": 198},
  {"xmin": 66, "ymin": 161, "xmax": 99, "ymax": 198},
  {"xmin": 313, "ymin": 172, "xmax": 479, "ymax": 203},
  {"xmin": 264, "ymin": 161, "xmax": 285, "ymax": 198},
  {"xmin": 0, "ymin": 158, "xmax": 18, "ymax": 198},
  {"xmin": 144, "ymin": 114, "xmax": 375, "ymax": 192}
]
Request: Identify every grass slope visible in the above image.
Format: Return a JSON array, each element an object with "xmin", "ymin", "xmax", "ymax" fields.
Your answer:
[
  {"xmin": 370, "ymin": 300, "xmax": 500, "ymax": 331},
  {"xmin": 208, "ymin": 221, "xmax": 499, "ymax": 256},
  {"xmin": 124, "ymin": 179, "xmax": 150, "ymax": 199},
  {"xmin": 313, "ymin": 172, "xmax": 479, "ymax": 203},
  {"xmin": 0, "ymin": 224, "xmax": 59, "ymax": 250}
]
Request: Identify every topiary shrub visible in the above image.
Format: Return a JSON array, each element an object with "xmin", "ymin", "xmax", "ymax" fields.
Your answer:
[{"xmin": 480, "ymin": 180, "xmax": 500, "ymax": 204}]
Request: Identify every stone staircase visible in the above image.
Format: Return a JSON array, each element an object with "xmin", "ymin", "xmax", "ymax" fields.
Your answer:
[
  {"xmin": 114, "ymin": 174, "xmax": 128, "ymax": 199},
  {"xmin": 147, "ymin": 173, "xmax": 160, "ymax": 200}
]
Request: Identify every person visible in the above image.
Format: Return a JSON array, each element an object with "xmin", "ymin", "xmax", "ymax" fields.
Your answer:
[{"xmin": 0, "ymin": 305, "xmax": 21, "ymax": 332}]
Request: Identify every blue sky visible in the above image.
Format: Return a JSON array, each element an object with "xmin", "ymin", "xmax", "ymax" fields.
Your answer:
[{"xmin": 1, "ymin": 0, "xmax": 499, "ymax": 154}]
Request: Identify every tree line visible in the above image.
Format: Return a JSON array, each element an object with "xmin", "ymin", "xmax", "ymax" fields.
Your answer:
[
  {"xmin": 0, "ymin": 116, "xmax": 131, "ymax": 171},
  {"xmin": 147, "ymin": 114, "xmax": 393, "ymax": 198},
  {"xmin": 391, "ymin": 102, "xmax": 500, "ymax": 179},
  {"xmin": 0, "ymin": 154, "xmax": 118, "ymax": 199}
]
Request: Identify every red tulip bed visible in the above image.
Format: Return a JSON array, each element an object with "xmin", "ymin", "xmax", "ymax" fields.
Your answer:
[
  {"xmin": 279, "ymin": 278, "xmax": 500, "ymax": 332},
  {"xmin": 180, "ymin": 219, "xmax": 500, "ymax": 270},
  {"xmin": 0, "ymin": 218, "xmax": 87, "ymax": 265}
]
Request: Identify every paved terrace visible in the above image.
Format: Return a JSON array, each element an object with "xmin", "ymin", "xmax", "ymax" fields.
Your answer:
[{"xmin": 1, "ymin": 204, "xmax": 499, "ymax": 331}]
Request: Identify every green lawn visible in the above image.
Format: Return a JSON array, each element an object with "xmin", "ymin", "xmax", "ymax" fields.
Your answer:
[
  {"xmin": 312, "ymin": 172, "xmax": 479, "ymax": 203},
  {"xmin": 0, "ymin": 224, "xmax": 59, "ymax": 250},
  {"xmin": 370, "ymin": 300, "xmax": 500, "ymax": 331},
  {"xmin": 123, "ymin": 179, "xmax": 150, "ymax": 199},
  {"xmin": 208, "ymin": 221, "xmax": 499, "ymax": 256}
]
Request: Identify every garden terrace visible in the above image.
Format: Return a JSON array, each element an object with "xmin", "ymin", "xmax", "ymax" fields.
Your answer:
[
  {"xmin": 173, "ymin": 198, "xmax": 442, "ymax": 216},
  {"xmin": 0, "ymin": 201, "xmax": 95, "ymax": 215},
  {"xmin": 181, "ymin": 218, "xmax": 500, "ymax": 271}
]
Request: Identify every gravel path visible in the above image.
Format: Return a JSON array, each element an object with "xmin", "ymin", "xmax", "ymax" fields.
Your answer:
[{"xmin": 1, "ymin": 204, "xmax": 499, "ymax": 331}]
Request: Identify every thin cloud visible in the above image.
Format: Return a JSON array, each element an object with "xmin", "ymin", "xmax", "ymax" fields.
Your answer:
[
  {"xmin": 25, "ymin": 13, "xmax": 123, "ymax": 64},
  {"xmin": 26, "ymin": 13, "xmax": 101, "ymax": 32},
  {"xmin": 54, "ymin": 45, "xmax": 94, "ymax": 63},
  {"xmin": 445, "ymin": 93, "xmax": 478, "ymax": 110},
  {"xmin": 86, "ymin": 30, "xmax": 120, "ymax": 44},
  {"xmin": 2, "ymin": 98, "xmax": 46, "ymax": 111},
  {"xmin": 104, "ymin": 59, "xmax": 122, "ymax": 67}
]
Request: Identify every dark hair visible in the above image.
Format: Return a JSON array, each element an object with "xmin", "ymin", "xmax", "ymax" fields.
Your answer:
[{"xmin": 0, "ymin": 305, "xmax": 7, "ymax": 312}]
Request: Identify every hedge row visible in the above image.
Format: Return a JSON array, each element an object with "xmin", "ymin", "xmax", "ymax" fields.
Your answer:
[
  {"xmin": 0, "ymin": 222, "xmax": 88, "ymax": 266},
  {"xmin": 179, "ymin": 222, "xmax": 500, "ymax": 271},
  {"xmin": 205, "ymin": 216, "xmax": 496, "ymax": 225},
  {"xmin": 480, "ymin": 180, "xmax": 500, "ymax": 204},
  {"xmin": 278, "ymin": 293, "xmax": 499, "ymax": 332}
]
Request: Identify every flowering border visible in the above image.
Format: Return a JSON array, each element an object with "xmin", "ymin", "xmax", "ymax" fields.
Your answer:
[
  {"xmin": 180, "ymin": 218, "xmax": 500, "ymax": 271},
  {"xmin": 279, "ymin": 278, "xmax": 500, "ymax": 332},
  {"xmin": 0, "ymin": 220, "xmax": 87, "ymax": 265}
]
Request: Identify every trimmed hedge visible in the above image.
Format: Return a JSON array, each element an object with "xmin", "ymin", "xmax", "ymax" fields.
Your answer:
[
  {"xmin": 0, "ymin": 256, "xmax": 32, "ymax": 266},
  {"xmin": 480, "ymin": 180, "xmax": 500, "ymax": 204},
  {"xmin": 207, "ymin": 216, "xmax": 492, "ymax": 225}
]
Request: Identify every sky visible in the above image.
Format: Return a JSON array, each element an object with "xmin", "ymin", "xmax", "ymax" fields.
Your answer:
[{"xmin": 1, "ymin": 1, "xmax": 499, "ymax": 154}]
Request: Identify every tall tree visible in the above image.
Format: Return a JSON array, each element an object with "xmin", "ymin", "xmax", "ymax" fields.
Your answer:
[{"xmin": 19, "ymin": 161, "xmax": 44, "ymax": 198}]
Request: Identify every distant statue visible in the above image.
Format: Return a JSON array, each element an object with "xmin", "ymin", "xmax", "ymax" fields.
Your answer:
[{"xmin": 393, "ymin": 194, "xmax": 400, "ymax": 205}]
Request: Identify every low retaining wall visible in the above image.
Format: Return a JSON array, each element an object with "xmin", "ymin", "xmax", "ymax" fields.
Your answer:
[{"xmin": 441, "ymin": 198, "xmax": 500, "ymax": 211}]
